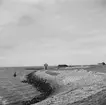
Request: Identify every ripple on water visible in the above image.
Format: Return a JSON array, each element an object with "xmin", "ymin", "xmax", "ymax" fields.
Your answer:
[{"xmin": 0, "ymin": 77, "xmax": 41, "ymax": 105}]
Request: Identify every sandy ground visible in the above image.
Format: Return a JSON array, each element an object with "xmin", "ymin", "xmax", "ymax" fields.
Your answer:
[{"xmin": 32, "ymin": 69, "xmax": 106, "ymax": 105}]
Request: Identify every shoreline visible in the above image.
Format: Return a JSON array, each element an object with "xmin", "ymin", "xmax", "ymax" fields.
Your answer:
[{"xmin": 22, "ymin": 71, "xmax": 61, "ymax": 105}]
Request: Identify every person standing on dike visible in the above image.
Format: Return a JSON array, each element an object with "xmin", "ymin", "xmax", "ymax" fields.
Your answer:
[
  {"xmin": 13, "ymin": 72, "xmax": 17, "ymax": 77},
  {"xmin": 44, "ymin": 63, "xmax": 48, "ymax": 70}
]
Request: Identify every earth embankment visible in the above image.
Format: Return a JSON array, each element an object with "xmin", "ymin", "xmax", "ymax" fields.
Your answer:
[
  {"xmin": 31, "ymin": 69, "xmax": 106, "ymax": 105},
  {"xmin": 22, "ymin": 71, "xmax": 61, "ymax": 105}
]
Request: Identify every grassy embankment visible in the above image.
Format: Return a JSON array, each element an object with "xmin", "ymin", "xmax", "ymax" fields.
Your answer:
[{"xmin": 22, "ymin": 71, "xmax": 60, "ymax": 105}]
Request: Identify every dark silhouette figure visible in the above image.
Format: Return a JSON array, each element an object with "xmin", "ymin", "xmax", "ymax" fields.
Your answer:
[
  {"xmin": 57, "ymin": 64, "xmax": 68, "ymax": 69},
  {"xmin": 44, "ymin": 63, "xmax": 48, "ymax": 70},
  {"xmin": 102, "ymin": 62, "xmax": 106, "ymax": 65},
  {"xmin": 13, "ymin": 72, "xmax": 17, "ymax": 77}
]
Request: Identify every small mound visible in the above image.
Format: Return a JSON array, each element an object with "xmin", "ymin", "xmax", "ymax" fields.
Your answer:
[{"xmin": 45, "ymin": 71, "xmax": 60, "ymax": 76}]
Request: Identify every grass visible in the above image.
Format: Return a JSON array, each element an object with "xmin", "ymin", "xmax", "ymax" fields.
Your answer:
[
  {"xmin": 45, "ymin": 71, "xmax": 60, "ymax": 76},
  {"xmin": 21, "ymin": 72, "xmax": 60, "ymax": 105},
  {"xmin": 26, "ymin": 72, "xmax": 56, "ymax": 94}
]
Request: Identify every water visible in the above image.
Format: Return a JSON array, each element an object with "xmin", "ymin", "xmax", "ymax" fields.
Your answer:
[{"xmin": 0, "ymin": 68, "xmax": 40, "ymax": 105}]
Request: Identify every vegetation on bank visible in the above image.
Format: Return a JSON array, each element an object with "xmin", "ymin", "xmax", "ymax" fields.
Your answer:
[{"xmin": 21, "ymin": 72, "xmax": 59, "ymax": 105}]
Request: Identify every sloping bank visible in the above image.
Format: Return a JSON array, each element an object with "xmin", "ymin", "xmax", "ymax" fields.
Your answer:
[
  {"xmin": 22, "ymin": 71, "xmax": 61, "ymax": 105},
  {"xmin": 33, "ymin": 70, "xmax": 106, "ymax": 105},
  {"xmin": 22, "ymin": 70, "xmax": 106, "ymax": 105}
]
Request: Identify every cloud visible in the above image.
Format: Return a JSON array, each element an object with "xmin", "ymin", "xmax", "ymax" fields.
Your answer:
[
  {"xmin": 18, "ymin": 15, "xmax": 35, "ymax": 26},
  {"xmin": 0, "ymin": 0, "xmax": 42, "ymax": 26},
  {"xmin": 70, "ymin": 35, "xmax": 106, "ymax": 50},
  {"xmin": 11, "ymin": 0, "xmax": 57, "ymax": 5},
  {"xmin": 0, "ymin": 0, "xmax": 106, "ymax": 66}
]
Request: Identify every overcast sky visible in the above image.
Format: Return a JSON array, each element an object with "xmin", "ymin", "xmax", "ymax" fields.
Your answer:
[{"xmin": 0, "ymin": 0, "xmax": 106, "ymax": 66}]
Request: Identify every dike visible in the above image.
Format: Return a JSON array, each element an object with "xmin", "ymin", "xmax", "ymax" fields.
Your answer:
[{"xmin": 22, "ymin": 71, "xmax": 60, "ymax": 105}]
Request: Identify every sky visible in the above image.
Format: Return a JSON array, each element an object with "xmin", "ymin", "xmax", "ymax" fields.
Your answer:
[{"xmin": 0, "ymin": 0, "xmax": 106, "ymax": 66}]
